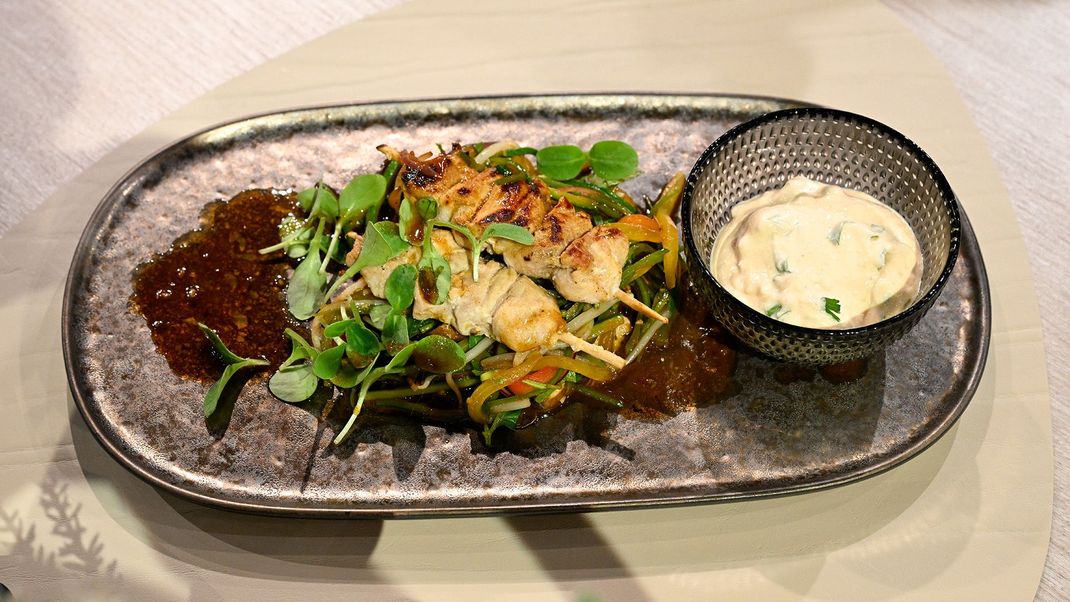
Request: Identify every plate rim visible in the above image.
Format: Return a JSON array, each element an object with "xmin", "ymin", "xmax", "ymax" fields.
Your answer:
[{"xmin": 61, "ymin": 92, "xmax": 991, "ymax": 518}]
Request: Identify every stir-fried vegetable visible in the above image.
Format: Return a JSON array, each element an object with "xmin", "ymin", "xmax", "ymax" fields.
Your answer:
[{"xmin": 199, "ymin": 139, "xmax": 687, "ymax": 446}]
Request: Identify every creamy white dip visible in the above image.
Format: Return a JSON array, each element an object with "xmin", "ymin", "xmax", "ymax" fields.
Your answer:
[{"xmin": 710, "ymin": 176, "xmax": 922, "ymax": 329}]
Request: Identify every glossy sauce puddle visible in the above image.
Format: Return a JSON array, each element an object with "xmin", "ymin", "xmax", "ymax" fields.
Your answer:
[{"xmin": 129, "ymin": 189, "xmax": 303, "ymax": 382}]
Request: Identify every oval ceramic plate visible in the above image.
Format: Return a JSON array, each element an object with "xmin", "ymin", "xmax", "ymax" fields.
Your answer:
[{"xmin": 62, "ymin": 94, "xmax": 990, "ymax": 517}]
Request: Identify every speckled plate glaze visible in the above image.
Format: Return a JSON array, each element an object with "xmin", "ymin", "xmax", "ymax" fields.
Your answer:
[{"xmin": 62, "ymin": 94, "xmax": 990, "ymax": 517}]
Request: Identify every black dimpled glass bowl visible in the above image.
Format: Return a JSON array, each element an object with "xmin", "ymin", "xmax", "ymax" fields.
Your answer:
[{"xmin": 682, "ymin": 107, "xmax": 961, "ymax": 365}]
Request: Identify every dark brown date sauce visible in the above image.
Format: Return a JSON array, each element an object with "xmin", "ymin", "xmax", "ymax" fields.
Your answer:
[
  {"xmin": 584, "ymin": 283, "xmax": 739, "ymax": 420},
  {"xmin": 130, "ymin": 189, "xmax": 303, "ymax": 382}
]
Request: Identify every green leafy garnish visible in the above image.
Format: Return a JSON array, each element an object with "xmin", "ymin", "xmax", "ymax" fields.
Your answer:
[
  {"xmin": 268, "ymin": 329, "xmax": 319, "ymax": 403},
  {"xmin": 417, "ymin": 197, "xmax": 438, "ymax": 220},
  {"xmin": 334, "ymin": 343, "xmax": 419, "ymax": 445},
  {"xmin": 312, "ymin": 344, "xmax": 347, "ymax": 380},
  {"xmin": 197, "ymin": 323, "xmax": 268, "ymax": 417},
  {"xmin": 482, "ymin": 409, "xmax": 522, "ymax": 446},
  {"xmin": 296, "ymin": 187, "xmax": 316, "ymax": 212},
  {"xmin": 417, "ymin": 230, "xmax": 452, "ymax": 305},
  {"xmin": 411, "ymin": 335, "xmax": 466, "ymax": 374},
  {"xmin": 766, "ymin": 304, "xmax": 783, "ymax": 317},
  {"xmin": 345, "ymin": 321, "xmax": 381, "ymax": 359},
  {"xmin": 289, "ymin": 249, "xmax": 327, "ymax": 318},
  {"xmin": 268, "ymin": 364, "xmax": 318, "ymax": 403},
  {"xmin": 382, "ymin": 311, "xmax": 410, "ymax": 354},
  {"xmin": 322, "ymin": 319, "xmax": 355, "ymax": 339},
  {"xmin": 367, "ymin": 304, "xmax": 392, "ymax": 330},
  {"xmin": 380, "ymin": 264, "xmax": 417, "ymax": 353},
  {"xmin": 300, "ymin": 183, "xmax": 338, "ymax": 221},
  {"xmin": 536, "ymin": 141, "xmax": 639, "ymax": 184},
  {"xmin": 339, "ymin": 174, "xmax": 387, "ymax": 226},
  {"xmin": 259, "ymin": 215, "xmax": 312, "ymax": 256},
  {"xmin": 385, "ymin": 263, "xmax": 417, "ymax": 311},
  {"xmin": 823, "ymin": 297, "xmax": 842, "ymax": 322},
  {"xmin": 398, "ymin": 198, "xmax": 421, "ymax": 245},
  {"xmin": 431, "ymin": 220, "xmax": 534, "ymax": 281},
  {"xmin": 286, "ymin": 217, "xmax": 328, "ymax": 319},
  {"xmin": 481, "ymin": 222, "xmax": 535, "ymax": 245},
  {"xmin": 587, "ymin": 140, "xmax": 638, "ymax": 181},
  {"xmin": 311, "ymin": 174, "xmax": 391, "ymax": 274},
  {"xmin": 536, "ymin": 145, "xmax": 586, "ymax": 180},
  {"xmin": 325, "ymin": 221, "xmax": 409, "ymax": 298}
]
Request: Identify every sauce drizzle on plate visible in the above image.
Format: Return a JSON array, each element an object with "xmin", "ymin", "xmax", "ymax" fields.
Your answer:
[{"xmin": 130, "ymin": 189, "xmax": 303, "ymax": 382}]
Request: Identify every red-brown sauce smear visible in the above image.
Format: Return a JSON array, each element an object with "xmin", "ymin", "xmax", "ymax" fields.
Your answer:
[
  {"xmin": 591, "ymin": 283, "xmax": 739, "ymax": 418},
  {"xmin": 130, "ymin": 189, "xmax": 302, "ymax": 382}
]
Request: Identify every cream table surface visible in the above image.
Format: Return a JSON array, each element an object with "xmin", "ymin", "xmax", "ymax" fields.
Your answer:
[{"xmin": 0, "ymin": 1, "xmax": 1059, "ymax": 600}]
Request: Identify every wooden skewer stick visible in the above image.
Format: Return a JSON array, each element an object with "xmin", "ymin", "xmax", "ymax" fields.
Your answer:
[
  {"xmin": 556, "ymin": 331, "xmax": 628, "ymax": 370},
  {"xmin": 614, "ymin": 289, "xmax": 668, "ymax": 324}
]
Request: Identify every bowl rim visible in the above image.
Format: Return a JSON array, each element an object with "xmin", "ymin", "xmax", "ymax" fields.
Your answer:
[{"xmin": 680, "ymin": 106, "xmax": 962, "ymax": 338}]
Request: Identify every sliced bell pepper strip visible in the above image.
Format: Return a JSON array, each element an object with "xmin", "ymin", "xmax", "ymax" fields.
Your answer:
[
  {"xmin": 467, "ymin": 354, "xmax": 615, "ymax": 423},
  {"xmin": 507, "ymin": 366, "xmax": 557, "ymax": 395},
  {"xmin": 652, "ymin": 172, "xmax": 685, "ymax": 217},
  {"xmin": 655, "ymin": 212, "xmax": 680, "ymax": 289}
]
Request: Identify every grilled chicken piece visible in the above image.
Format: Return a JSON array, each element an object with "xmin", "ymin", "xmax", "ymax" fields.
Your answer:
[
  {"xmin": 409, "ymin": 257, "xmax": 561, "ymax": 352},
  {"xmin": 393, "ymin": 146, "xmax": 551, "ymax": 238},
  {"xmin": 553, "ymin": 226, "xmax": 630, "ymax": 304},
  {"xmin": 355, "ymin": 242, "xmax": 625, "ymax": 364},
  {"xmin": 385, "ymin": 144, "xmax": 639, "ymax": 315},
  {"xmin": 393, "ymin": 146, "xmax": 472, "ymax": 206},
  {"xmin": 445, "ymin": 260, "xmax": 519, "ymax": 337},
  {"xmin": 429, "ymin": 229, "xmax": 471, "ymax": 274},
  {"xmin": 493, "ymin": 277, "xmax": 567, "ymax": 351},
  {"xmin": 501, "ymin": 200, "xmax": 592, "ymax": 279}
]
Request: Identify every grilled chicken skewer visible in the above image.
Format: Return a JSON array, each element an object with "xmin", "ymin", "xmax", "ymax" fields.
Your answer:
[
  {"xmin": 357, "ymin": 230, "xmax": 627, "ymax": 369},
  {"xmin": 380, "ymin": 144, "xmax": 668, "ymax": 324}
]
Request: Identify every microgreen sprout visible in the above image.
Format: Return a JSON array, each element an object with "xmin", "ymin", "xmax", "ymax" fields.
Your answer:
[
  {"xmin": 428, "ymin": 220, "xmax": 533, "ymax": 281},
  {"xmin": 268, "ymin": 328, "xmax": 319, "ymax": 403},
  {"xmin": 197, "ymin": 323, "xmax": 268, "ymax": 417},
  {"xmin": 482, "ymin": 408, "xmax": 522, "ymax": 446},
  {"xmin": 535, "ymin": 140, "xmax": 639, "ymax": 183},
  {"xmin": 324, "ymin": 221, "xmax": 409, "ymax": 299}
]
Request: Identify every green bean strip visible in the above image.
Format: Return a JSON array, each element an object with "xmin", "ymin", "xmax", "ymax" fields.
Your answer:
[
  {"xmin": 490, "ymin": 156, "xmax": 533, "ymax": 178},
  {"xmin": 588, "ymin": 315, "xmax": 630, "ymax": 341},
  {"xmin": 632, "ymin": 276, "xmax": 654, "ymax": 308},
  {"xmin": 551, "ymin": 190, "xmax": 599, "ymax": 213},
  {"xmin": 626, "ymin": 243, "xmax": 656, "ymax": 263},
  {"xmin": 542, "ymin": 179, "xmax": 625, "ymax": 219},
  {"xmin": 625, "ymin": 290, "xmax": 672, "ymax": 363},
  {"xmin": 652, "ymin": 296, "xmax": 677, "ymax": 346},
  {"xmin": 621, "ymin": 249, "xmax": 668, "ymax": 286},
  {"xmin": 494, "ymin": 172, "xmax": 528, "ymax": 186},
  {"xmin": 559, "ymin": 179, "xmax": 636, "ymax": 215},
  {"xmin": 562, "ymin": 302, "xmax": 590, "ymax": 322},
  {"xmin": 382, "ymin": 160, "xmax": 400, "ymax": 186},
  {"xmin": 567, "ymin": 299, "xmax": 618, "ymax": 332},
  {"xmin": 573, "ymin": 384, "xmax": 625, "ymax": 408}
]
